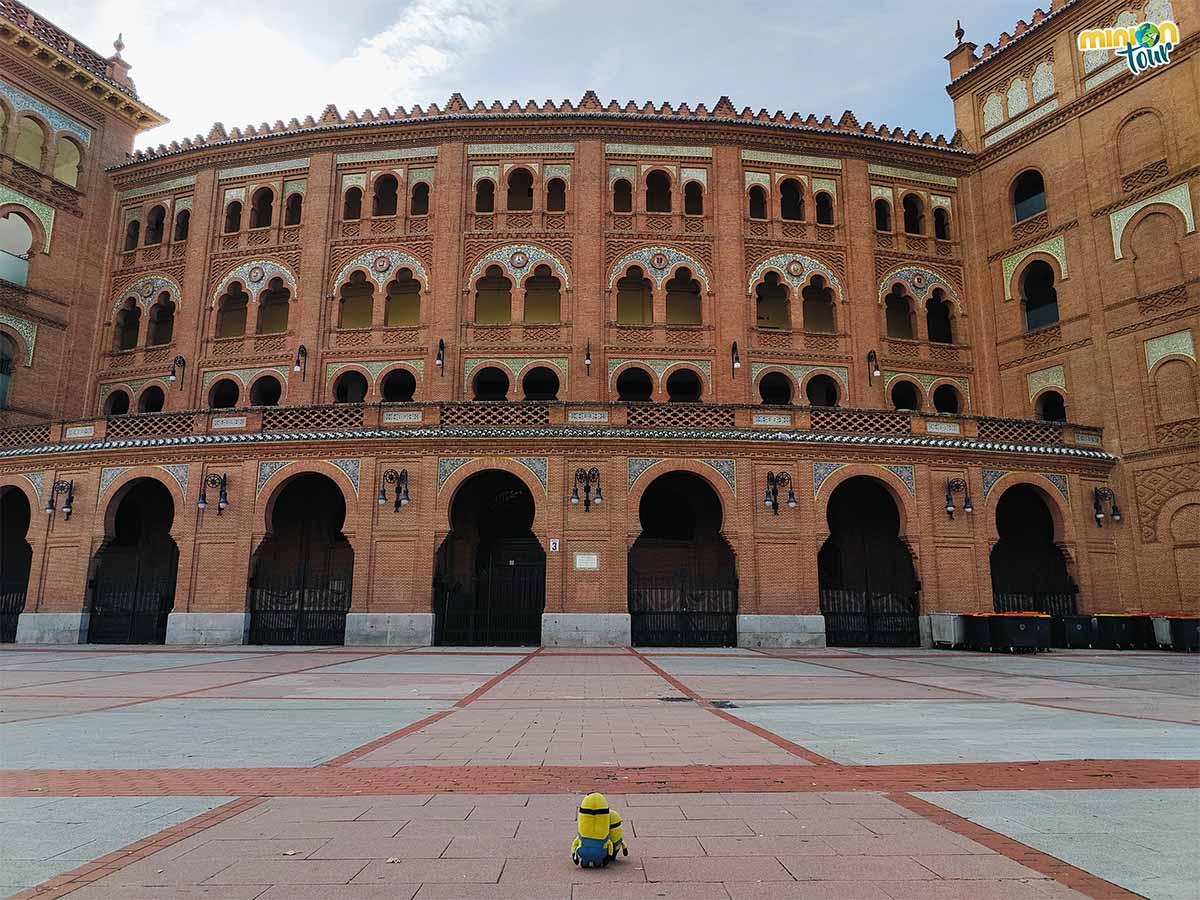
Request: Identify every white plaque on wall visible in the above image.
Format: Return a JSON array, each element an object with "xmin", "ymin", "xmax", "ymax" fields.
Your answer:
[
  {"xmin": 383, "ymin": 410, "xmax": 423, "ymax": 424},
  {"xmin": 212, "ymin": 416, "xmax": 247, "ymax": 429},
  {"xmin": 574, "ymin": 552, "xmax": 600, "ymax": 570}
]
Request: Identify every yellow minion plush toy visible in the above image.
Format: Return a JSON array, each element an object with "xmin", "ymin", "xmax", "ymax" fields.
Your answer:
[
  {"xmin": 607, "ymin": 808, "xmax": 629, "ymax": 860},
  {"xmin": 571, "ymin": 792, "xmax": 614, "ymax": 867}
]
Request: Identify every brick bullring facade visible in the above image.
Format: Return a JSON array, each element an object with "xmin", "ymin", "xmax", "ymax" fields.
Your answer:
[{"xmin": 0, "ymin": 0, "xmax": 1196, "ymax": 647}]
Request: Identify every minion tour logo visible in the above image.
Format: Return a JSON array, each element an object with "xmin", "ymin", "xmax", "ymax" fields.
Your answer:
[{"xmin": 1078, "ymin": 19, "xmax": 1180, "ymax": 76}]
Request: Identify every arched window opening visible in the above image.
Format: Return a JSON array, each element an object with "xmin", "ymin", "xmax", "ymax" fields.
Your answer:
[
  {"xmin": 215, "ymin": 282, "xmax": 249, "ymax": 338},
  {"xmin": 343, "ymin": 187, "xmax": 362, "ymax": 220},
  {"xmin": 249, "ymin": 188, "xmax": 274, "ymax": 228},
  {"xmin": 338, "ymin": 270, "xmax": 374, "ymax": 329},
  {"xmin": 147, "ymin": 294, "xmax": 175, "ymax": 346},
  {"xmin": 114, "ymin": 300, "xmax": 141, "ymax": 351},
  {"xmin": 806, "ymin": 374, "xmax": 839, "ymax": 407},
  {"xmin": 410, "ymin": 182, "xmax": 429, "ymax": 216},
  {"xmin": 250, "ymin": 375, "xmax": 282, "ymax": 407},
  {"xmin": 545, "ymin": 178, "xmax": 566, "ymax": 212},
  {"xmin": 902, "ymin": 194, "xmax": 925, "ymax": 234},
  {"xmin": 616, "ymin": 367, "xmax": 653, "ymax": 402},
  {"xmin": 991, "ymin": 484, "xmax": 1074, "ymax": 614},
  {"xmin": 144, "ymin": 205, "xmax": 165, "ymax": 245},
  {"xmin": 104, "ymin": 388, "xmax": 131, "ymax": 416},
  {"xmin": 506, "ymin": 168, "xmax": 534, "ymax": 211},
  {"xmin": 0, "ymin": 211, "xmax": 34, "ymax": 285},
  {"xmin": 874, "ymin": 199, "xmax": 892, "ymax": 231},
  {"xmin": 173, "ymin": 209, "xmax": 190, "ymax": 242},
  {"xmin": 257, "ymin": 277, "xmax": 290, "ymax": 334},
  {"xmin": 884, "ymin": 287, "xmax": 914, "ymax": 339},
  {"xmin": 381, "ymin": 368, "xmax": 416, "ymax": 402},
  {"xmin": 475, "ymin": 179, "xmax": 495, "ymax": 213},
  {"xmin": 645, "ymin": 171, "xmax": 671, "ymax": 213},
  {"xmin": 14, "ymin": 117, "xmax": 45, "ymax": 170},
  {"xmin": 613, "ymin": 178, "xmax": 633, "ymax": 213},
  {"xmin": 758, "ymin": 372, "xmax": 792, "ymax": 405},
  {"xmin": 891, "ymin": 380, "xmax": 920, "ymax": 411},
  {"xmin": 385, "ymin": 269, "xmax": 421, "ymax": 327},
  {"xmin": 138, "ymin": 385, "xmax": 165, "ymax": 413},
  {"xmin": 208, "ymin": 378, "xmax": 240, "ymax": 409},
  {"xmin": 472, "ymin": 366, "xmax": 509, "ymax": 401},
  {"xmin": 664, "ymin": 268, "xmax": 701, "ymax": 325},
  {"xmin": 932, "ymin": 384, "xmax": 961, "ymax": 414},
  {"xmin": 123, "ymin": 219, "xmax": 140, "ymax": 252},
  {"xmin": 926, "ymin": 290, "xmax": 953, "ymax": 344},
  {"xmin": 933, "ymin": 207, "xmax": 950, "ymax": 240},
  {"xmin": 1037, "ymin": 390, "xmax": 1067, "ymax": 422},
  {"xmin": 223, "ymin": 200, "xmax": 242, "ymax": 234},
  {"xmin": 1013, "ymin": 170, "xmax": 1046, "ymax": 221},
  {"xmin": 523, "ymin": 264, "xmax": 561, "ymax": 324},
  {"xmin": 780, "ymin": 179, "xmax": 804, "ymax": 221},
  {"xmin": 475, "ymin": 264, "xmax": 512, "ymax": 324},
  {"xmin": 666, "ymin": 368, "xmax": 702, "ymax": 402},
  {"xmin": 801, "ymin": 275, "xmax": 836, "ymax": 333},
  {"xmin": 373, "ymin": 175, "xmax": 398, "ymax": 217},
  {"xmin": 684, "ymin": 182, "xmax": 703, "ymax": 216},
  {"xmin": 615, "ymin": 266, "xmax": 652, "ymax": 325},
  {"xmin": 522, "ymin": 366, "xmax": 560, "ymax": 400},
  {"xmin": 815, "ymin": 192, "xmax": 834, "ymax": 225},
  {"xmin": 283, "ymin": 193, "xmax": 303, "ymax": 226},
  {"xmin": 748, "ymin": 185, "xmax": 767, "ymax": 220},
  {"xmin": 333, "ymin": 371, "xmax": 368, "ymax": 404},
  {"xmin": 53, "ymin": 137, "xmax": 81, "ymax": 187},
  {"xmin": 0, "ymin": 333, "xmax": 15, "ymax": 409},
  {"xmin": 1022, "ymin": 260, "xmax": 1059, "ymax": 331},
  {"xmin": 755, "ymin": 272, "xmax": 790, "ymax": 330}
]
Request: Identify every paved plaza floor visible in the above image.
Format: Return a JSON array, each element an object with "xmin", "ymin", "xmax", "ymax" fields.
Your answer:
[{"xmin": 0, "ymin": 645, "xmax": 1196, "ymax": 899}]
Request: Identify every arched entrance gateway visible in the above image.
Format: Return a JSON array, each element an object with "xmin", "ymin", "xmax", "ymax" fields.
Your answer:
[
  {"xmin": 628, "ymin": 471, "xmax": 738, "ymax": 646},
  {"xmin": 0, "ymin": 486, "xmax": 33, "ymax": 642},
  {"xmin": 249, "ymin": 473, "xmax": 354, "ymax": 644},
  {"xmin": 818, "ymin": 477, "xmax": 920, "ymax": 646},
  {"xmin": 433, "ymin": 470, "xmax": 546, "ymax": 645},
  {"xmin": 990, "ymin": 484, "xmax": 1077, "ymax": 614},
  {"xmin": 88, "ymin": 479, "xmax": 179, "ymax": 643}
]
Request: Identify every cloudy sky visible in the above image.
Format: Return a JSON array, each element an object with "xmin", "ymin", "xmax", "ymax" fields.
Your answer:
[{"xmin": 35, "ymin": 0, "xmax": 1030, "ymax": 149}]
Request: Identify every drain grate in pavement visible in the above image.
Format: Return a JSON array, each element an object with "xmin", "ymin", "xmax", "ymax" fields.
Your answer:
[{"xmin": 710, "ymin": 700, "xmax": 739, "ymax": 709}]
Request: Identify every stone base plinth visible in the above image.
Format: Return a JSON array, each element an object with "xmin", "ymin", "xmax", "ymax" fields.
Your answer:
[
  {"xmin": 165, "ymin": 613, "xmax": 249, "ymax": 645},
  {"xmin": 344, "ymin": 613, "xmax": 433, "ymax": 646},
  {"xmin": 737, "ymin": 614, "xmax": 826, "ymax": 648},
  {"xmin": 16, "ymin": 612, "xmax": 89, "ymax": 644},
  {"xmin": 541, "ymin": 613, "xmax": 630, "ymax": 647}
]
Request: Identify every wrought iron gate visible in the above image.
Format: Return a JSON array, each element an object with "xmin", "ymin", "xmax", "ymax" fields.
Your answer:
[
  {"xmin": 993, "ymin": 590, "xmax": 1078, "ymax": 616},
  {"xmin": 434, "ymin": 563, "xmax": 545, "ymax": 645},
  {"xmin": 248, "ymin": 571, "xmax": 352, "ymax": 645},
  {"xmin": 0, "ymin": 576, "xmax": 28, "ymax": 642},
  {"xmin": 628, "ymin": 569, "xmax": 738, "ymax": 647},
  {"xmin": 820, "ymin": 589, "xmax": 920, "ymax": 647},
  {"xmin": 89, "ymin": 574, "xmax": 175, "ymax": 644}
]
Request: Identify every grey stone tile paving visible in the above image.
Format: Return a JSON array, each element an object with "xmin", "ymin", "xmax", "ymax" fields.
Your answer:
[
  {"xmin": 321, "ymin": 654, "xmax": 525, "ymax": 674},
  {"xmin": 0, "ymin": 652, "xmax": 257, "ymax": 672},
  {"xmin": 917, "ymin": 789, "xmax": 1200, "ymax": 900},
  {"xmin": 0, "ymin": 796, "xmax": 232, "ymax": 896},
  {"xmin": 645, "ymin": 655, "xmax": 857, "ymax": 676}
]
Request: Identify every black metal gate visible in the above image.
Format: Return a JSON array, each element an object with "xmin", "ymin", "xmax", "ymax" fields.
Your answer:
[
  {"xmin": 820, "ymin": 588, "xmax": 920, "ymax": 647},
  {"xmin": 628, "ymin": 569, "xmax": 738, "ymax": 647},
  {"xmin": 994, "ymin": 590, "xmax": 1078, "ymax": 616},
  {"xmin": 248, "ymin": 571, "xmax": 352, "ymax": 645},
  {"xmin": 434, "ymin": 563, "xmax": 545, "ymax": 645},
  {"xmin": 0, "ymin": 576, "xmax": 28, "ymax": 642},
  {"xmin": 89, "ymin": 574, "xmax": 175, "ymax": 644}
]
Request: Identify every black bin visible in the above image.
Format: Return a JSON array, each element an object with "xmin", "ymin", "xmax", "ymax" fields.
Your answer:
[
  {"xmin": 963, "ymin": 614, "xmax": 992, "ymax": 651},
  {"xmin": 1052, "ymin": 615, "xmax": 1096, "ymax": 648},
  {"xmin": 1095, "ymin": 615, "xmax": 1155, "ymax": 650},
  {"xmin": 1169, "ymin": 618, "xmax": 1199, "ymax": 652},
  {"xmin": 989, "ymin": 615, "xmax": 1050, "ymax": 652}
]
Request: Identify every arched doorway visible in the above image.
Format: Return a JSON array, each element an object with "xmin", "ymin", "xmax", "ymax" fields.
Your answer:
[
  {"xmin": 89, "ymin": 479, "xmax": 179, "ymax": 643},
  {"xmin": 0, "ymin": 486, "xmax": 32, "ymax": 642},
  {"xmin": 249, "ymin": 473, "xmax": 354, "ymax": 644},
  {"xmin": 627, "ymin": 471, "xmax": 737, "ymax": 646},
  {"xmin": 990, "ymin": 484, "xmax": 1076, "ymax": 614},
  {"xmin": 433, "ymin": 470, "xmax": 545, "ymax": 645},
  {"xmin": 818, "ymin": 477, "xmax": 919, "ymax": 646}
]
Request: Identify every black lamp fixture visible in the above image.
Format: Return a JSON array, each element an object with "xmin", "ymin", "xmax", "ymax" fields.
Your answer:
[
  {"xmin": 763, "ymin": 470, "xmax": 796, "ymax": 515},
  {"xmin": 197, "ymin": 473, "xmax": 229, "ymax": 514},
  {"xmin": 584, "ymin": 339, "xmax": 592, "ymax": 376},
  {"xmin": 731, "ymin": 341, "xmax": 741, "ymax": 375},
  {"xmin": 866, "ymin": 350, "xmax": 881, "ymax": 386},
  {"xmin": 570, "ymin": 467, "xmax": 602, "ymax": 512},
  {"xmin": 167, "ymin": 355, "xmax": 186, "ymax": 389},
  {"xmin": 292, "ymin": 345, "xmax": 308, "ymax": 382},
  {"xmin": 45, "ymin": 479, "xmax": 74, "ymax": 520},
  {"xmin": 945, "ymin": 476, "xmax": 973, "ymax": 519},
  {"xmin": 435, "ymin": 339, "xmax": 445, "ymax": 376},
  {"xmin": 378, "ymin": 468, "xmax": 410, "ymax": 511},
  {"xmin": 1093, "ymin": 486, "xmax": 1121, "ymax": 527}
]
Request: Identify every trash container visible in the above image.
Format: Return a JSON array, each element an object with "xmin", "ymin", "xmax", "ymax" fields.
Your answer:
[
  {"xmin": 989, "ymin": 613, "xmax": 1050, "ymax": 653},
  {"xmin": 1095, "ymin": 614, "xmax": 1155, "ymax": 650},
  {"xmin": 930, "ymin": 613, "xmax": 966, "ymax": 649},
  {"xmin": 1168, "ymin": 617, "xmax": 1199, "ymax": 652},
  {"xmin": 962, "ymin": 614, "xmax": 992, "ymax": 651},
  {"xmin": 1052, "ymin": 615, "xmax": 1096, "ymax": 648},
  {"xmin": 1151, "ymin": 616, "xmax": 1172, "ymax": 650}
]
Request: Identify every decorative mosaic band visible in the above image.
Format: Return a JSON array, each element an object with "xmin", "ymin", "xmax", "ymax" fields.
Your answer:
[
  {"xmin": 0, "ymin": 185, "xmax": 54, "ymax": 252},
  {"xmin": 867, "ymin": 164, "xmax": 955, "ymax": 186},
  {"xmin": 503, "ymin": 162, "xmax": 540, "ymax": 175},
  {"xmin": 883, "ymin": 371, "xmax": 971, "ymax": 401},
  {"xmin": 813, "ymin": 461, "xmax": 845, "ymax": 495},
  {"xmin": 981, "ymin": 469, "xmax": 1068, "ymax": 504},
  {"xmin": 607, "ymin": 246, "xmax": 709, "ymax": 290},
  {"xmin": 983, "ymin": 98, "xmax": 1059, "ymax": 148},
  {"xmin": 283, "ymin": 178, "xmax": 307, "ymax": 196},
  {"xmin": 747, "ymin": 252, "xmax": 843, "ymax": 298},
  {"xmin": 608, "ymin": 164, "xmax": 636, "ymax": 185},
  {"xmin": 467, "ymin": 243, "xmax": 570, "ymax": 289},
  {"xmin": 981, "ymin": 468, "xmax": 1007, "ymax": 498},
  {"xmin": 463, "ymin": 356, "xmax": 567, "ymax": 383},
  {"xmin": 18, "ymin": 471, "xmax": 43, "ymax": 499},
  {"xmin": 0, "ymin": 77, "xmax": 91, "ymax": 144},
  {"xmin": 219, "ymin": 158, "xmax": 309, "ymax": 180},
  {"xmin": 1110, "ymin": 183, "xmax": 1195, "ymax": 260},
  {"xmin": 113, "ymin": 274, "xmax": 184, "ymax": 312},
  {"xmin": 750, "ymin": 363, "xmax": 848, "ymax": 392},
  {"xmin": 212, "ymin": 259, "xmax": 298, "ymax": 305},
  {"xmin": 700, "ymin": 458, "xmax": 735, "ymax": 495},
  {"xmin": 325, "ymin": 358, "xmax": 424, "ymax": 384},
  {"xmin": 607, "ymin": 358, "xmax": 711, "ymax": 382},
  {"xmin": 119, "ymin": 174, "xmax": 196, "ymax": 202},
  {"xmin": 680, "ymin": 167, "xmax": 707, "ymax": 187},
  {"xmin": 744, "ymin": 171, "xmax": 770, "ymax": 189},
  {"xmin": 437, "ymin": 456, "xmax": 473, "ymax": 490},
  {"xmin": 1002, "ymin": 235, "xmax": 1067, "ymax": 301},
  {"xmin": 627, "ymin": 457, "xmax": 664, "ymax": 489},
  {"xmin": 1144, "ymin": 330, "xmax": 1195, "ymax": 372},
  {"xmin": 256, "ymin": 460, "xmax": 292, "ymax": 495},
  {"xmin": 607, "ymin": 143, "xmax": 712, "ymax": 158},
  {"xmin": 336, "ymin": 147, "xmax": 438, "ymax": 165},
  {"xmin": 0, "ymin": 311, "xmax": 37, "ymax": 364},
  {"xmin": 202, "ymin": 366, "xmax": 290, "ymax": 390},
  {"xmin": 544, "ymin": 164, "xmax": 571, "ymax": 182},
  {"xmin": 333, "ymin": 248, "xmax": 428, "ymax": 291},
  {"xmin": 472, "ymin": 164, "xmax": 499, "ymax": 185},
  {"xmin": 880, "ymin": 464, "xmax": 915, "ymax": 494},
  {"xmin": 743, "ymin": 150, "xmax": 841, "ymax": 170},
  {"xmin": 410, "ymin": 167, "xmax": 434, "ymax": 185},
  {"xmin": 329, "ymin": 458, "xmax": 360, "ymax": 494},
  {"xmin": 1027, "ymin": 364, "xmax": 1066, "ymax": 400},
  {"xmin": 469, "ymin": 143, "xmax": 574, "ymax": 155},
  {"xmin": 159, "ymin": 464, "xmax": 189, "ymax": 497},
  {"xmin": 870, "ymin": 185, "xmax": 894, "ymax": 203},
  {"xmin": 877, "ymin": 265, "xmax": 960, "ymax": 306},
  {"xmin": 512, "ymin": 457, "xmax": 548, "ymax": 490}
]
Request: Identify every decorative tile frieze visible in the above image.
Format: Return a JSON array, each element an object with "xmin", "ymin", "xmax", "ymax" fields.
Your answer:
[
  {"xmin": 1043, "ymin": 472, "xmax": 1070, "ymax": 503},
  {"xmin": 1110, "ymin": 183, "xmax": 1196, "ymax": 259},
  {"xmin": 438, "ymin": 457, "xmax": 473, "ymax": 489},
  {"xmin": 256, "ymin": 460, "xmax": 292, "ymax": 495},
  {"xmin": 383, "ymin": 410, "xmax": 423, "ymax": 424},
  {"xmin": 1144, "ymin": 330, "xmax": 1195, "ymax": 371},
  {"xmin": 335, "ymin": 147, "xmax": 438, "ymax": 165},
  {"xmin": 98, "ymin": 377, "xmax": 168, "ymax": 405},
  {"xmin": 680, "ymin": 167, "xmax": 707, "ymax": 187},
  {"xmin": 159, "ymin": 463, "xmax": 189, "ymax": 497},
  {"xmin": 982, "ymin": 93, "xmax": 1004, "ymax": 132},
  {"xmin": 700, "ymin": 458, "xmax": 735, "ymax": 494},
  {"xmin": 753, "ymin": 413, "xmax": 792, "ymax": 426},
  {"xmin": 333, "ymin": 248, "xmax": 428, "ymax": 291},
  {"xmin": 926, "ymin": 421, "xmax": 961, "ymax": 434},
  {"xmin": 568, "ymin": 410, "xmax": 609, "ymax": 424},
  {"xmin": 608, "ymin": 164, "xmax": 636, "ymax": 184},
  {"xmin": 0, "ymin": 78, "xmax": 91, "ymax": 144},
  {"xmin": 607, "ymin": 143, "xmax": 711, "ymax": 158},
  {"xmin": 1006, "ymin": 79, "xmax": 1030, "ymax": 118},
  {"xmin": 98, "ymin": 466, "xmax": 131, "ymax": 499},
  {"xmin": 63, "ymin": 425, "xmax": 95, "ymax": 439},
  {"xmin": 463, "ymin": 357, "xmax": 567, "ymax": 383},
  {"xmin": 283, "ymin": 178, "xmax": 307, "ymax": 196},
  {"xmin": 1002, "ymin": 235, "xmax": 1068, "ymax": 301},
  {"xmin": 750, "ymin": 363, "xmax": 848, "ymax": 392},
  {"xmin": 119, "ymin": 175, "xmax": 196, "ymax": 202},
  {"xmin": 222, "ymin": 187, "xmax": 245, "ymax": 205},
  {"xmin": 329, "ymin": 458, "xmax": 360, "ymax": 494},
  {"xmin": 19, "ymin": 471, "xmax": 43, "ymax": 499},
  {"xmin": 471, "ymin": 165, "xmax": 499, "ymax": 185},
  {"xmin": 219, "ymin": 158, "xmax": 308, "ymax": 180},
  {"xmin": 503, "ymin": 162, "xmax": 540, "ymax": 175},
  {"xmin": 0, "ymin": 186, "xmax": 54, "ymax": 252},
  {"xmin": 628, "ymin": 457, "xmax": 664, "ymax": 489},
  {"xmin": 878, "ymin": 265, "xmax": 960, "ymax": 306},
  {"xmin": 748, "ymin": 253, "xmax": 843, "ymax": 297},
  {"xmin": 1032, "ymin": 60, "xmax": 1055, "ymax": 102},
  {"xmin": 931, "ymin": 194, "xmax": 952, "ymax": 210},
  {"xmin": 982, "ymin": 468, "xmax": 1008, "ymax": 498},
  {"xmin": 1084, "ymin": 60, "xmax": 1127, "ymax": 92},
  {"xmin": 607, "ymin": 246, "xmax": 709, "ymax": 290},
  {"xmin": 867, "ymin": 164, "xmax": 956, "ymax": 186},
  {"xmin": 983, "ymin": 98, "xmax": 1059, "ymax": 148},
  {"xmin": 608, "ymin": 358, "xmax": 711, "ymax": 383},
  {"xmin": 467, "ymin": 243, "xmax": 570, "ymax": 288},
  {"xmin": 1075, "ymin": 433, "xmax": 1102, "ymax": 446},
  {"xmin": 326, "ymin": 358, "xmax": 424, "ymax": 383},
  {"xmin": 174, "ymin": 197, "xmax": 192, "ymax": 214},
  {"xmin": 0, "ymin": 312, "xmax": 37, "ymax": 364},
  {"xmin": 871, "ymin": 185, "xmax": 895, "ymax": 203},
  {"xmin": 881, "ymin": 464, "xmax": 915, "ymax": 494},
  {"xmin": 744, "ymin": 171, "xmax": 770, "ymax": 189},
  {"xmin": 211, "ymin": 416, "xmax": 247, "ymax": 429},
  {"xmin": 883, "ymin": 370, "xmax": 971, "ymax": 401},
  {"xmin": 212, "ymin": 260, "xmax": 298, "ymax": 304},
  {"xmin": 341, "ymin": 173, "xmax": 366, "ymax": 191},
  {"xmin": 512, "ymin": 456, "xmax": 548, "ymax": 490},
  {"xmin": 812, "ymin": 177, "xmax": 837, "ymax": 199},
  {"xmin": 203, "ymin": 366, "xmax": 290, "ymax": 390},
  {"xmin": 1027, "ymin": 364, "xmax": 1066, "ymax": 399},
  {"xmin": 813, "ymin": 462, "xmax": 845, "ymax": 495},
  {"xmin": 409, "ymin": 167, "xmax": 434, "ymax": 185},
  {"xmin": 469, "ymin": 143, "xmax": 574, "ymax": 155},
  {"xmin": 743, "ymin": 150, "xmax": 841, "ymax": 170},
  {"xmin": 113, "ymin": 274, "xmax": 184, "ymax": 312}
]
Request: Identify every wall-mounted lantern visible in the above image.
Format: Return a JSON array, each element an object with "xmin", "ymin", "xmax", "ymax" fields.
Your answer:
[
  {"xmin": 198, "ymin": 473, "xmax": 229, "ymax": 514},
  {"xmin": 45, "ymin": 479, "xmax": 74, "ymax": 520},
  {"xmin": 1093, "ymin": 487, "xmax": 1121, "ymax": 527},
  {"xmin": 292, "ymin": 345, "xmax": 308, "ymax": 382},
  {"xmin": 167, "ymin": 355, "xmax": 186, "ymax": 390},
  {"xmin": 571, "ymin": 467, "xmax": 602, "ymax": 512},
  {"xmin": 763, "ymin": 470, "xmax": 796, "ymax": 515},
  {"xmin": 379, "ymin": 468, "xmax": 410, "ymax": 511},
  {"xmin": 945, "ymin": 477, "xmax": 972, "ymax": 519},
  {"xmin": 866, "ymin": 350, "xmax": 881, "ymax": 386}
]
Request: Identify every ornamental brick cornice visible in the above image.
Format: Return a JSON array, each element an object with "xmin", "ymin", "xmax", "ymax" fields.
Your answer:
[
  {"xmin": 999, "ymin": 337, "xmax": 1095, "ymax": 370},
  {"xmin": 987, "ymin": 219, "xmax": 1078, "ymax": 263},
  {"xmin": 1106, "ymin": 305, "xmax": 1200, "ymax": 339},
  {"xmin": 0, "ymin": 167, "xmax": 83, "ymax": 219},
  {"xmin": 1090, "ymin": 166, "xmax": 1200, "ymax": 218}
]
